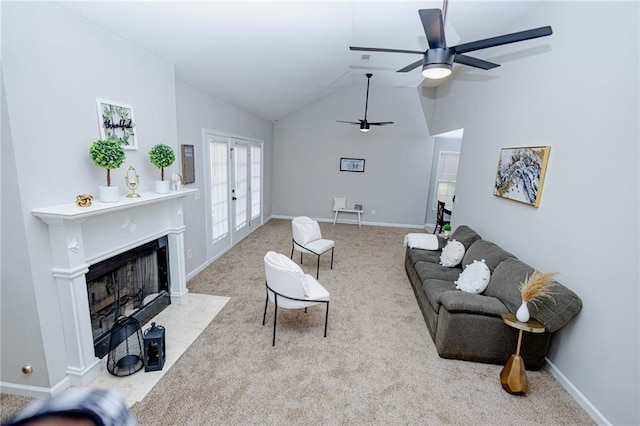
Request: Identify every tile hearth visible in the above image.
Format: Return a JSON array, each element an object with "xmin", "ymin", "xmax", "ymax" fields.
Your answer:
[{"xmin": 88, "ymin": 293, "xmax": 229, "ymax": 407}]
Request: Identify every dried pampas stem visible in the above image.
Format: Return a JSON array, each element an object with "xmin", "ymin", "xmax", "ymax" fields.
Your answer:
[{"xmin": 518, "ymin": 271, "xmax": 558, "ymax": 308}]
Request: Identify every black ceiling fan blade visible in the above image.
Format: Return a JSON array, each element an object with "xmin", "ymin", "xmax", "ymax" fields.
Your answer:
[
  {"xmin": 454, "ymin": 54, "xmax": 500, "ymax": 70},
  {"xmin": 452, "ymin": 26, "xmax": 553, "ymax": 55},
  {"xmin": 337, "ymin": 120, "xmax": 360, "ymax": 125},
  {"xmin": 350, "ymin": 46, "xmax": 424, "ymax": 55},
  {"xmin": 369, "ymin": 122, "xmax": 394, "ymax": 126},
  {"xmin": 397, "ymin": 59, "xmax": 424, "ymax": 73},
  {"xmin": 419, "ymin": 9, "xmax": 446, "ymax": 49}
]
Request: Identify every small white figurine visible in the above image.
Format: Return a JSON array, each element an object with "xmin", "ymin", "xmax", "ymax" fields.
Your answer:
[{"xmin": 171, "ymin": 173, "xmax": 183, "ymax": 191}]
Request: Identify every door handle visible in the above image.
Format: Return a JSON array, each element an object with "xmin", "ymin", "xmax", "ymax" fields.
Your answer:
[{"xmin": 232, "ymin": 196, "xmax": 237, "ymax": 201}]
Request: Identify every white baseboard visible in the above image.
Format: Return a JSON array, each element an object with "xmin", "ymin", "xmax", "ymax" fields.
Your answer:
[
  {"xmin": 1, "ymin": 375, "xmax": 70, "ymax": 399},
  {"xmin": 270, "ymin": 214, "xmax": 424, "ymax": 229},
  {"xmin": 545, "ymin": 358, "xmax": 611, "ymax": 426}
]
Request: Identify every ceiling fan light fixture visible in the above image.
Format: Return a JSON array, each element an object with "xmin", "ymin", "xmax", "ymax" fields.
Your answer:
[
  {"xmin": 360, "ymin": 122, "xmax": 370, "ymax": 132},
  {"xmin": 422, "ymin": 63, "xmax": 452, "ymax": 79}
]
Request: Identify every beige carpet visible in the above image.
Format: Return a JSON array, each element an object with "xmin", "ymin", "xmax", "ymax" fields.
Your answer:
[{"xmin": 2, "ymin": 219, "xmax": 593, "ymax": 425}]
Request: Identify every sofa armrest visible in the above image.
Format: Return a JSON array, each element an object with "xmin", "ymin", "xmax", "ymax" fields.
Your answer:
[{"xmin": 437, "ymin": 291, "xmax": 508, "ymax": 317}]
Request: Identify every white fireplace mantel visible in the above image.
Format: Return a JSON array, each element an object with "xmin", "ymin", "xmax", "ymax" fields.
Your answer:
[{"xmin": 32, "ymin": 189, "xmax": 197, "ymax": 388}]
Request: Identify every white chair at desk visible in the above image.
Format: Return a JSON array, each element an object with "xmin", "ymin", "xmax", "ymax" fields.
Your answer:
[{"xmin": 332, "ymin": 197, "xmax": 362, "ymax": 227}]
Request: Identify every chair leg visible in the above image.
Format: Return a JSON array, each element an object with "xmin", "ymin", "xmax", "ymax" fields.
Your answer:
[
  {"xmin": 324, "ymin": 302, "xmax": 329, "ymax": 338},
  {"xmin": 262, "ymin": 288, "xmax": 269, "ymax": 326},
  {"xmin": 272, "ymin": 300, "xmax": 278, "ymax": 346},
  {"xmin": 316, "ymin": 255, "xmax": 320, "ymax": 279},
  {"xmin": 330, "ymin": 247, "xmax": 334, "ymax": 269},
  {"xmin": 290, "ymin": 243, "xmax": 294, "ymax": 259}
]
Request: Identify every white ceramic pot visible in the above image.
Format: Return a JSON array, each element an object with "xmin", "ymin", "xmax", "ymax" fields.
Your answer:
[
  {"xmin": 98, "ymin": 186, "xmax": 120, "ymax": 203},
  {"xmin": 155, "ymin": 180, "xmax": 170, "ymax": 194}
]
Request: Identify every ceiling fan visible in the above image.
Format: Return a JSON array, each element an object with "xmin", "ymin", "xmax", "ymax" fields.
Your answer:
[
  {"xmin": 337, "ymin": 73, "xmax": 393, "ymax": 132},
  {"xmin": 350, "ymin": 8, "xmax": 552, "ymax": 80}
]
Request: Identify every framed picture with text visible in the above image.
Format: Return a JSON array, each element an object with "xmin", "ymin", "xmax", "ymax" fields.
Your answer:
[
  {"xmin": 340, "ymin": 158, "xmax": 365, "ymax": 173},
  {"xmin": 96, "ymin": 98, "xmax": 137, "ymax": 150}
]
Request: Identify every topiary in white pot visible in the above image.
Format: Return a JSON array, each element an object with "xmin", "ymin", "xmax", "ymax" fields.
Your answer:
[
  {"xmin": 89, "ymin": 139, "xmax": 125, "ymax": 202},
  {"xmin": 149, "ymin": 144, "xmax": 175, "ymax": 194}
]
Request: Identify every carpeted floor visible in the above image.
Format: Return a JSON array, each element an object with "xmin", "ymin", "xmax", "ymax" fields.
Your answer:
[{"xmin": 2, "ymin": 219, "xmax": 594, "ymax": 425}]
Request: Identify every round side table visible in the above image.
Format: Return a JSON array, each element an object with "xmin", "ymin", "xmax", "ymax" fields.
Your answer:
[{"xmin": 500, "ymin": 312, "xmax": 545, "ymax": 395}]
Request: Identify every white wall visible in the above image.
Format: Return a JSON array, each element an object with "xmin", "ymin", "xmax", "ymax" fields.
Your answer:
[
  {"xmin": 273, "ymin": 84, "xmax": 431, "ymax": 227},
  {"xmin": 175, "ymin": 81, "xmax": 274, "ymax": 274},
  {"xmin": 1, "ymin": 2, "xmax": 179, "ymax": 394},
  {"xmin": 427, "ymin": 2, "xmax": 638, "ymax": 424}
]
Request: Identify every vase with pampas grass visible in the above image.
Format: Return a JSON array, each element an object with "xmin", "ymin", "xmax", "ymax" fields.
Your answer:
[{"xmin": 516, "ymin": 271, "xmax": 558, "ymax": 322}]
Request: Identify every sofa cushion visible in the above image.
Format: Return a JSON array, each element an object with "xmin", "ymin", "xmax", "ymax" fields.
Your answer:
[
  {"xmin": 438, "ymin": 291, "xmax": 507, "ymax": 317},
  {"xmin": 485, "ymin": 258, "xmax": 583, "ymax": 332},
  {"xmin": 450, "ymin": 225, "xmax": 482, "ymax": 250},
  {"xmin": 454, "ymin": 259, "xmax": 491, "ymax": 294},
  {"xmin": 407, "ymin": 248, "xmax": 442, "ymax": 265},
  {"xmin": 422, "ymin": 279, "xmax": 457, "ymax": 313},
  {"xmin": 461, "ymin": 240, "xmax": 516, "ymax": 271},
  {"xmin": 484, "ymin": 258, "xmax": 532, "ymax": 312},
  {"xmin": 439, "ymin": 240, "xmax": 465, "ymax": 267},
  {"xmin": 415, "ymin": 261, "xmax": 463, "ymax": 283}
]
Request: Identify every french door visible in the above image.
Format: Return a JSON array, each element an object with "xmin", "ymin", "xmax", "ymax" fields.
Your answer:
[{"xmin": 204, "ymin": 131, "xmax": 263, "ymax": 261}]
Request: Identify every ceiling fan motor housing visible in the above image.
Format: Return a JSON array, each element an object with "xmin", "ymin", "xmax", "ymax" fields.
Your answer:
[{"xmin": 425, "ymin": 48, "xmax": 454, "ymax": 66}]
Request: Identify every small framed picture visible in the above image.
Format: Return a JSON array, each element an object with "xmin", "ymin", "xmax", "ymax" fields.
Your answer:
[
  {"xmin": 181, "ymin": 144, "xmax": 195, "ymax": 184},
  {"xmin": 96, "ymin": 98, "xmax": 137, "ymax": 150},
  {"xmin": 354, "ymin": 204, "xmax": 363, "ymax": 211},
  {"xmin": 340, "ymin": 158, "xmax": 365, "ymax": 173}
]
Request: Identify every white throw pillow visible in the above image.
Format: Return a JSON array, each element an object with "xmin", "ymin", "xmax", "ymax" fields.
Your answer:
[
  {"xmin": 333, "ymin": 197, "xmax": 347, "ymax": 210},
  {"xmin": 454, "ymin": 259, "xmax": 491, "ymax": 294},
  {"xmin": 439, "ymin": 239, "xmax": 465, "ymax": 267}
]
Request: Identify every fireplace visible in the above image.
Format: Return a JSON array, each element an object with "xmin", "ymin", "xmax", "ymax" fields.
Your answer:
[
  {"xmin": 86, "ymin": 236, "xmax": 170, "ymax": 358},
  {"xmin": 32, "ymin": 190, "xmax": 194, "ymax": 388}
]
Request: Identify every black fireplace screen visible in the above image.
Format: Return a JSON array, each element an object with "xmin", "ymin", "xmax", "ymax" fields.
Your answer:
[{"xmin": 86, "ymin": 236, "xmax": 170, "ymax": 358}]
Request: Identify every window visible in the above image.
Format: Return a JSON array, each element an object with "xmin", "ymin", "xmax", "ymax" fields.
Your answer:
[
  {"xmin": 209, "ymin": 140, "xmax": 229, "ymax": 242},
  {"xmin": 433, "ymin": 151, "xmax": 459, "ymax": 210},
  {"xmin": 251, "ymin": 145, "xmax": 262, "ymax": 220}
]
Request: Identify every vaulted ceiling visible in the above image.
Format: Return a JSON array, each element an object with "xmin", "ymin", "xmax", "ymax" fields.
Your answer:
[{"xmin": 60, "ymin": 1, "xmax": 544, "ymax": 122}]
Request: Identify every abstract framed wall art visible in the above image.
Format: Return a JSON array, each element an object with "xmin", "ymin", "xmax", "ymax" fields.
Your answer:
[
  {"xmin": 96, "ymin": 98, "xmax": 138, "ymax": 150},
  {"xmin": 493, "ymin": 146, "xmax": 550, "ymax": 207}
]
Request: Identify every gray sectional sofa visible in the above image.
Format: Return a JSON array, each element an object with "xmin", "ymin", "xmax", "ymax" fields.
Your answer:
[{"xmin": 405, "ymin": 225, "xmax": 582, "ymax": 370}]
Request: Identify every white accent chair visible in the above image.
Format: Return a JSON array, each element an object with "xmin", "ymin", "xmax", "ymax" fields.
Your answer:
[
  {"xmin": 262, "ymin": 251, "xmax": 330, "ymax": 346},
  {"xmin": 291, "ymin": 216, "xmax": 335, "ymax": 279}
]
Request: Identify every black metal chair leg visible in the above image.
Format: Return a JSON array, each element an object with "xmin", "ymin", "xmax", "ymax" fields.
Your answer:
[
  {"xmin": 316, "ymin": 255, "xmax": 320, "ymax": 279},
  {"xmin": 272, "ymin": 302, "xmax": 278, "ymax": 346},
  {"xmin": 324, "ymin": 302, "xmax": 329, "ymax": 338},
  {"xmin": 262, "ymin": 289, "xmax": 269, "ymax": 326},
  {"xmin": 330, "ymin": 247, "xmax": 334, "ymax": 269}
]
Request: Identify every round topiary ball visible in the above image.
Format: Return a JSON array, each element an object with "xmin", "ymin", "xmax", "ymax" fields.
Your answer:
[
  {"xmin": 149, "ymin": 144, "xmax": 175, "ymax": 180},
  {"xmin": 89, "ymin": 139, "xmax": 126, "ymax": 186}
]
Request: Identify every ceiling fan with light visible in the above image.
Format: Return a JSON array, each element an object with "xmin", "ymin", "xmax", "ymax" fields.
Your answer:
[
  {"xmin": 337, "ymin": 73, "xmax": 393, "ymax": 132},
  {"xmin": 350, "ymin": 7, "xmax": 552, "ymax": 80}
]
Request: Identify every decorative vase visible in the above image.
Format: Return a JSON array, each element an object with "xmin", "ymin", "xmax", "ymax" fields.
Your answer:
[
  {"xmin": 98, "ymin": 186, "xmax": 120, "ymax": 203},
  {"xmin": 516, "ymin": 301, "xmax": 530, "ymax": 322},
  {"xmin": 155, "ymin": 180, "xmax": 170, "ymax": 194}
]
